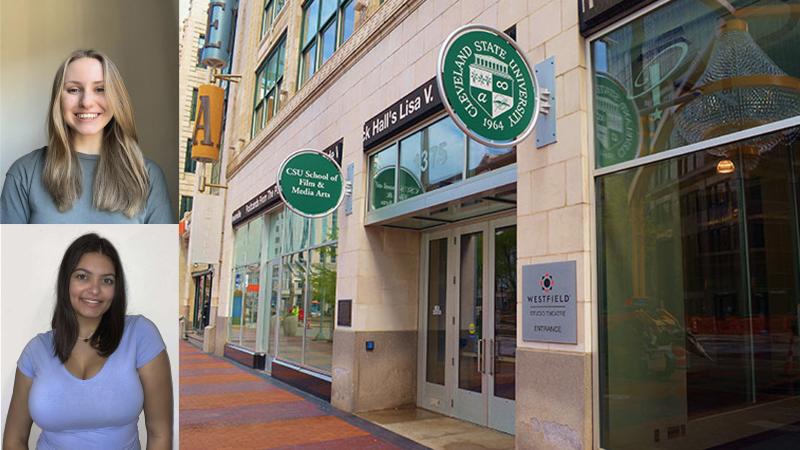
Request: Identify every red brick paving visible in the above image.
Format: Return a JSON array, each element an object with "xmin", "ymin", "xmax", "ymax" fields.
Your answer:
[{"xmin": 179, "ymin": 341, "xmax": 411, "ymax": 449}]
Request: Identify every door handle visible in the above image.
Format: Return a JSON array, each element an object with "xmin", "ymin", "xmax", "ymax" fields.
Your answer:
[
  {"xmin": 477, "ymin": 338, "xmax": 484, "ymax": 374},
  {"xmin": 489, "ymin": 339, "xmax": 495, "ymax": 375}
]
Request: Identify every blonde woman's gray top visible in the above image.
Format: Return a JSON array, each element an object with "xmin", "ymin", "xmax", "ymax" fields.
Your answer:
[{"xmin": 0, "ymin": 147, "xmax": 173, "ymax": 224}]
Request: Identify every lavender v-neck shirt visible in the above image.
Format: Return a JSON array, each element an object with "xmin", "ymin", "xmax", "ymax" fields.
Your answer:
[{"xmin": 17, "ymin": 315, "xmax": 165, "ymax": 450}]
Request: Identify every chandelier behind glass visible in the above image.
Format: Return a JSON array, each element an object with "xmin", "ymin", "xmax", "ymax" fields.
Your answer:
[{"xmin": 673, "ymin": 17, "xmax": 800, "ymax": 170}]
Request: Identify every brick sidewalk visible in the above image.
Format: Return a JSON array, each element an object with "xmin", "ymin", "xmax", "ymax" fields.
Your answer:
[{"xmin": 179, "ymin": 341, "xmax": 427, "ymax": 449}]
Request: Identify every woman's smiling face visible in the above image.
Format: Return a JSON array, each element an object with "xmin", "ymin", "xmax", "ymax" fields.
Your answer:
[
  {"xmin": 60, "ymin": 57, "xmax": 113, "ymax": 142},
  {"xmin": 69, "ymin": 252, "xmax": 116, "ymax": 322}
]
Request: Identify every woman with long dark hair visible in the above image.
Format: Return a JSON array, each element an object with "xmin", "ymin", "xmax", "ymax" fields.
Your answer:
[
  {"xmin": 2, "ymin": 233, "xmax": 172, "ymax": 449},
  {"xmin": 0, "ymin": 49, "xmax": 172, "ymax": 224}
]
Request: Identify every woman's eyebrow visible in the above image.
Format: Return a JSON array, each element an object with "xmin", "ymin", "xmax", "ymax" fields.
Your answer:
[
  {"xmin": 64, "ymin": 80, "xmax": 105, "ymax": 85},
  {"xmin": 73, "ymin": 267, "xmax": 116, "ymax": 277}
]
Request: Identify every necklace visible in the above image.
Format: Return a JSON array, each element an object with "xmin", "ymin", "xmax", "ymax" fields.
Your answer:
[{"xmin": 79, "ymin": 332, "xmax": 95, "ymax": 343}]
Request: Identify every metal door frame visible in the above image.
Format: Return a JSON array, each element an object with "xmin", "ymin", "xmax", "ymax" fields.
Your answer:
[{"xmin": 416, "ymin": 215, "xmax": 517, "ymax": 433}]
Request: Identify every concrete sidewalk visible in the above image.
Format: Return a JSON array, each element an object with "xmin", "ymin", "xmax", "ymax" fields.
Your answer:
[{"xmin": 179, "ymin": 341, "xmax": 429, "ymax": 449}]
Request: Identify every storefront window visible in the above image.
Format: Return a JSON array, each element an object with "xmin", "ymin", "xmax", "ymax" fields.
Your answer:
[
  {"xmin": 595, "ymin": 2, "xmax": 800, "ymax": 446},
  {"xmin": 283, "ymin": 209, "xmax": 311, "ymax": 254},
  {"xmin": 369, "ymin": 116, "xmax": 516, "ymax": 211},
  {"xmin": 369, "ymin": 144, "xmax": 397, "ymax": 210},
  {"xmin": 278, "ymin": 251, "xmax": 306, "ymax": 363},
  {"xmin": 425, "ymin": 119, "xmax": 463, "ymax": 190},
  {"xmin": 266, "ymin": 208, "xmax": 283, "ymax": 260},
  {"xmin": 307, "ymin": 245, "xmax": 336, "ymax": 372},
  {"xmin": 468, "ymin": 140, "xmax": 515, "ymax": 178},
  {"xmin": 591, "ymin": 0, "xmax": 800, "ymax": 169},
  {"xmin": 598, "ymin": 125, "xmax": 800, "ymax": 448},
  {"xmin": 230, "ymin": 206, "xmax": 338, "ymax": 373},
  {"xmin": 398, "ymin": 130, "xmax": 424, "ymax": 202},
  {"xmin": 229, "ymin": 216, "xmax": 264, "ymax": 350}
]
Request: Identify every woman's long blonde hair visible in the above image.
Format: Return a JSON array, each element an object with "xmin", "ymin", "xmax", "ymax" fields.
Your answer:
[{"xmin": 44, "ymin": 49, "xmax": 149, "ymax": 217}]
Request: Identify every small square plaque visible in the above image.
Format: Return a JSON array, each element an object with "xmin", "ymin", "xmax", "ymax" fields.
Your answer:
[
  {"xmin": 522, "ymin": 261, "xmax": 577, "ymax": 344},
  {"xmin": 337, "ymin": 299, "xmax": 352, "ymax": 327}
]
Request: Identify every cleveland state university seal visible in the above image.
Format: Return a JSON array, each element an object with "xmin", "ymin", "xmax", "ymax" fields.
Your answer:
[{"xmin": 438, "ymin": 25, "xmax": 539, "ymax": 147}]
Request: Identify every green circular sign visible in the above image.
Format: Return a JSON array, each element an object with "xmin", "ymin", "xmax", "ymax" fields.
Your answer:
[
  {"xmin": 594, "ymin": 73, "xmax": 641, "ymax": 167},
  {"xmin": 278, "ymin": 149, "xmax": 344, "ymax": 218},
  {"xmin": 437, "ymin": 24, "xmax": 539, "ymax": 148}
]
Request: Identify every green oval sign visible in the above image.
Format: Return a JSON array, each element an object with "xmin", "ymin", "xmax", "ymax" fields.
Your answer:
[
  {"xmin": 437, "ymin": 24, "xmax": 539, "ymax": 148},
  {"xmin": 278, "ymin": 149, "xmax": 344, "ymax": 218}
]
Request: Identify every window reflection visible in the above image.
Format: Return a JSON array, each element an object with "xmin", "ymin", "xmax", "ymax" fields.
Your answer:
[
  {"xmin": 278, "ymin": 251, "xmax": 306, "ymax": 363},
  {"xmin": 369, "ymin": 116, "xmax": 517, "ymax": 211},
  {"xmin": 598, "ymin": 128, "xmax": 800, "ymax": 449},
  {"xmin": 591, "ymin": 0, "xmax": 800, "ymax": 169},
  {"xmin": 369, "ymin": 144, "xmax": 397, "ymax": 210}
]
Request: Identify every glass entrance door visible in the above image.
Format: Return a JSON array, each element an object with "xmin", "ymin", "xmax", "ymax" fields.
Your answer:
[
  {"xmin": 192, "ymin": 272, "xmax": 212, "ymax": 333},
  {"xmin": 418, "ymin": 217, "xmax": 516, "ymax": 434},
  {"xmin": 258, "ymin": 259, "xmax": 281, "ymax": 369}
]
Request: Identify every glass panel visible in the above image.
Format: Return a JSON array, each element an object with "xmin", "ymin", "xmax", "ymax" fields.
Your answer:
[
  {"xmin": 233, "ymin": 226, "xmax": 247, "ymax": 267},
  {"xmin": 267, "ymin": 262, "xmax": 280, "ymax": 357},
  {"xmin": 193, "ymin": 276, "xmax": 203, "ymax": 330},
  {"xmin": 261, "ymin": 0, "xmax": 273, "ymax": 37},
  {"xmin": 341, "ymin": 0, "xmax": 355, "ymax": 43},
  {"xmin": 202, "ymin": 274, "xmax": 212, "ymax": 329},
  {"xmin": 459, "ymin": 232, "xmax": 483, "ymax": 393},
  {"xmin": 302, "ymin": 44, "xmax": 317, "ymax": 85},
  {"xmin": 274, "ymin": 0, "xmax": 285, "ymax": 17},
  {"xmin": 266, "ymin": 56, "xmax": 278, "ymax": 91},
  {"xmin": 278, "ymin": 252, "xmax": 306, "ymax": 364},
  {"xmin": 307, "ymin": 245, "xmax": 336, "ymax": 372},
  {"xmin": 742, "ymin": 137, "xmax": 800, "ymax": 412},
  {"xmin": 245, "ymin": 216, "xmax": 263, "ymax": 265},
  {"xmin": 598, "ymin": 128, "xmax": 800, "ymax": 449},
  {"xmin": 229, "ymin": 267, "xmax": 246, "ymax": 345},
  {"xmin": 591, "ymin": 0, "xmax": 800, "ymax": 169},
  {"xmin": 267, "ymin": 209, "xmax": 283, "ymax": 259},
  {"xmin": 426, "ymin": 238, "xmax": 448, "ymax": 385},
  {"xmin": 399, "ymin": 130, "xmax": 423, "ymax": 202},
  {"xmin": 468, "ymin": 139, "xmax": 515, "ymax": 178},
  {"xmin": 256, "ymin": 67, "xmax": 267, "ymax": 99},
  {"xmin": 425, "ymin": 118, "xmax": 464, "ymax": 190},
  {"xmin": 277, "ymin": 40, "xmax": 285, "ymax": 81},
  {"xmin": 309, "ymin": 212, "xmax": 337, "ymax": 247},
  {"xmin": 303, "ymin": 0, "xmax": 319, "ymax": 46},
  {"xmin": 320, "ymin": 0, "xmax": 336, "ymax": 24},
  {"xmin": 241, "ymin": 265, "xmax": 260, "ymax": 351},
  {"xmin": 320, "ymin": 21, "xmax": 337, "ymax": 65},
  {"xmin": 283, "ymin": 209, "xmax": 310, "ymax": 253},
  {"xmin": 265, "ymin": 91, "xmax": 276, "ymax": 123},
  {"xmin": 253, "ymin": 102, "xmax": 264, "ymax": 134},
  {"xmin": 369, "ymin": 144, "xmax": 397, "ymax": 210},
  {"xmin": 493, "ymin": 225, "xmax": 516, "ymax": 400}
]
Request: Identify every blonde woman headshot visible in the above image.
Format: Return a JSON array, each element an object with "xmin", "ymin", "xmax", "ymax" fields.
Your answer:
[
  {"xmin": 0, "ymin": 49, "xmax": 172, "ymax": 224},
  {"xmin": 2, "ymin": 233, "xmax": 173, "ymax": 449}
]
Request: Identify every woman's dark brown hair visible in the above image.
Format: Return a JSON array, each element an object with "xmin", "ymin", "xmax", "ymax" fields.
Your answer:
[{"xmin": 52, "ymin": 233, "xmax": 127, "ymax": 363}]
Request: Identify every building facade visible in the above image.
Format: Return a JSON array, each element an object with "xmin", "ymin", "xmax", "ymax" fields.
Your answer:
[
  {"xmin": 179, "ymin": 0, "xmax": 214, "ymax": 338},
  {"xmin": 191, "ymin": 0, "xmax": 800, "ymax": 448}
]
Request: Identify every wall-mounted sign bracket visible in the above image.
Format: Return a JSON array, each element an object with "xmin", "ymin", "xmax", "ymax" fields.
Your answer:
[
  {"xmin": 213, "ymin": 73, "xmax": 241, "ymax": 83},
  {"xmin": 535, "ymin": 57, "xmax": 557, "ymax": 148},
  {"xmin": 345, "ymin": 162, "xmax": 354, "ymax": 216},
  {"xmin": 198, "ymin": 163, "xmax": 228, "ymax": 193}
]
